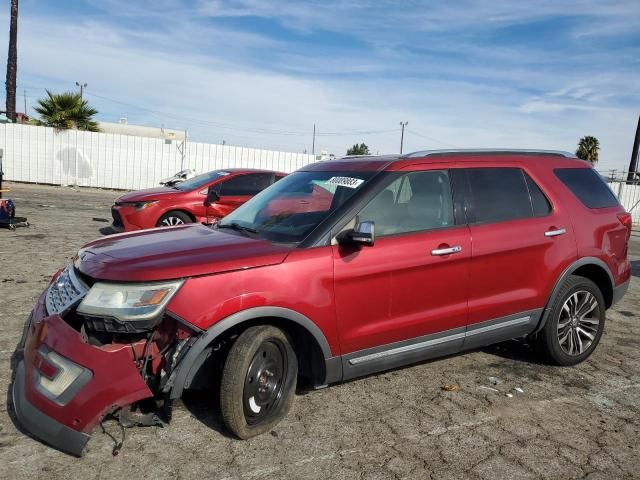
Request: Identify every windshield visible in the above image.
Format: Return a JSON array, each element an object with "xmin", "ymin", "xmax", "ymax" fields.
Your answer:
[
  {"xmin": 174, "ymin": 170, "xmax": 229, "ymax": 191},
  {"xmin": 218, "ymin": 170, "xmax": 375, "ymax": 244}
]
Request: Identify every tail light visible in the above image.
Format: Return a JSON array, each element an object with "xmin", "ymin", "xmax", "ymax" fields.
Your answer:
[{"xmin": 617, "ymin": 212, "xmax": 632, "ymax": 241}]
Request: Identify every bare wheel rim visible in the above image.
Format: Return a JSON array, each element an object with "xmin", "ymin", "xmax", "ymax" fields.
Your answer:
[
  {"xmin": 557, "ymin": 290, "xmax": 600, "ymax": 356},
  {"xmin": 242, "ymin": 339, "xmax": 287, "ymax": 426},
  {"xmin": 161, "ymin": 216, "xmax": 185, "ymax": 226}
]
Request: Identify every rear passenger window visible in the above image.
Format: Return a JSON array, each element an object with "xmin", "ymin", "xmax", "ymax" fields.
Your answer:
[
  {"xmin": 464, "ymin": 168, "xmax": 532, "ymax": 224},
  {"xmin": 555, "ymin": 168, "xmax": 619, "ymax": 209},
  {"xmin": 524, "ymin": 173, "xmax": 552, "ymax": 217}
]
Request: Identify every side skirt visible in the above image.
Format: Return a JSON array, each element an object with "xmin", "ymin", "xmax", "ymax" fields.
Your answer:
[{"xmin": 340, "ymin": 309, "xmax": 542, "ymax": 381}]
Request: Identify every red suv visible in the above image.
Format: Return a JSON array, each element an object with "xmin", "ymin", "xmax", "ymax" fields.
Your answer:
[
  {"xmin": 14, "ymin": 150, "xmax": 632, "ymax": 455},
  {"xmin": 111, "ymin": 169, "xmax": 285, "ymax": 231}
]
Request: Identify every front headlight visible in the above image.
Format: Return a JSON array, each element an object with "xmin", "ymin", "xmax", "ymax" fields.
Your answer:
[
  {"xmin": 117, "ymin": 200, "xmax": 158, "ymax": 211},
  {"xmin": 76, "ymin": 280, "xmax": 183, "ymax": 323}
]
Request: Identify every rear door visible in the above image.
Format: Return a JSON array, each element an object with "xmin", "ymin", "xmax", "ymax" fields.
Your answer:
[
  {"xmin": 333, "ymin": 169, "xmax": 471, "ymax": 377},
  {"xmin": 453, "ymin": 166, "xmax": 577, "ymax": 347}
]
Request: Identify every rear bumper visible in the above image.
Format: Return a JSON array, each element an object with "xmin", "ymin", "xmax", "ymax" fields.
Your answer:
[
  {"xmin": 612, "ymin": 279, "xmax": 630, "ymax": 307},
  {"xmin": 12, "ymin": 361, "xmax": 90, "ymax": 457}
]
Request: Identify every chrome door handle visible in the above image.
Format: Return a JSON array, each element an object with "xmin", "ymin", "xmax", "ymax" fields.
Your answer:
[
  {"xmin": 544, "ymin": 228, "xmax": 566, "ymax": 237},
  {"xmin": 431, "ymin": 245, "xmax": 462, "ymax": 256}
]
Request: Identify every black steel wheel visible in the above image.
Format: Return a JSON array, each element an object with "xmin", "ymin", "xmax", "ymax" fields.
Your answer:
[{"xmin": 220, "ymin": 325, "xmax": 297, "ymax": 438}]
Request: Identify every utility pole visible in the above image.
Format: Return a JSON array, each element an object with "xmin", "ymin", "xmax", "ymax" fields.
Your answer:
[
  {"xmin": 5, "ymin": 0, "xmax": 19, "ymax": 122},
  {"xmin": 23, "ymin": 89, "xmax": 26, "ymax": 115},
  {"xmin": 312, "ymin": 124, "xmax": 316, "ymax": 156},
  {"xmin": 399, "ymin": 121, "xmax": 408, "ymax": 154},
  {"xmin": 627, "ymin": 114, "xmax": 640, "ymax": 184},
  {"xmin": 75, "ymin": 81, "xmax": 87, "ymax": 99}
]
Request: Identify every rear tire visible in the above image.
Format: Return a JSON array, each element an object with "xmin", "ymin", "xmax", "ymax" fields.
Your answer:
[
  {"xmin": 535, "ymin": 275, "xmax": 605, "ymax": 366},
  {"xmin": 220, "ymin": 326, "xmax": 297, "ymax": 439},
  {"xmin": 156, "ymin": 210, "xmax": 192, "ymax": 227}
]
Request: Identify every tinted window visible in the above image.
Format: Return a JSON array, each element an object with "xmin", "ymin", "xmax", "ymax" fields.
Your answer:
[
  {"xmin": 174, "ymin": 170, "xmax": 229, "ymax": 191},
  {"xmin": 555, "ymin": 168, "xmax": 619, "ymax": 209},
  {"xmin": 358, "ymin": 171, "xmax": 454, "ymax": 236},
  {"xmin": 219, "ymin": 173, "xmax": 273, "ymax": 196},
  {"xmin": 524, "ymin": 173, "xmax": 552, "ymax": 217},
  {"xmin": 465, "ymin": 168, "xmax": 532, "ymax": 224}
]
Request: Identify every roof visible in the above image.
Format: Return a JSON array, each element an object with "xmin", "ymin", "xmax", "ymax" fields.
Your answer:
[{"xmin": 302, "ymin": 149, "xmax": 581, "ymax": 173}]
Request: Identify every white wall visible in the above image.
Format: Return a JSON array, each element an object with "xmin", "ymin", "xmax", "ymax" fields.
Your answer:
[
  {"xmin": 612, "ymin": 181, "xmax": 640, "ymax": 226},
  {"xmin": 0, "ymin": 123, "xmax": 316, "ymax": 190}
]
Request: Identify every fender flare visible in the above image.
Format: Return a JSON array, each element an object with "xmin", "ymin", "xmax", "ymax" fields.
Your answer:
[
  {"xmin": 167, "ymin": 306, "xmax": 337, "ymax": 399},
  {"xmin": 533, "ymin": 256, "xmax": 614, "ymax": 334}
]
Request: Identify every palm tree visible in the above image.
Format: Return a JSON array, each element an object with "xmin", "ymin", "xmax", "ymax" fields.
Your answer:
[
  {"xmin": 34, "ymin": 90, "xmax": 100, "ymax": 131},
  {"xmin": 5, "ymin": 0, "xmax": 18, "ymax": 122},
  {"xmin": 576, "ymin": 136, "xmax": 600, "ymax": 164}
]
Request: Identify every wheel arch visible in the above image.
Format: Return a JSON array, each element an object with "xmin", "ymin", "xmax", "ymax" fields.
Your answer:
[
  {"xmin": 167, "ymin": 307, "xmax": 340, "ymax": 399},
  {"xmin": 534, "ymin": 257, "xmax": 614, "ymax": 334}
]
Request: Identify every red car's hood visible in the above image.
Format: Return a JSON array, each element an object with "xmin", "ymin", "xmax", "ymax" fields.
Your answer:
[
  {"xmin": 116, "ymin": 187, "xmax": 182, "ymax": 202},
  {"xmin": 75, "ymin": 225, "xmax": 291, "ymax": 281}
]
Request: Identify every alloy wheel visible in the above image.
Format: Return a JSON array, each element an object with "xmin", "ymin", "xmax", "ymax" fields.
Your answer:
[
  {"xmin": 161, "ymin": 216, "xmax": 185, "ymax": 226},
  {"xmin": 557, "ymin": 290, "xmax": 600, "ymax": 356}
]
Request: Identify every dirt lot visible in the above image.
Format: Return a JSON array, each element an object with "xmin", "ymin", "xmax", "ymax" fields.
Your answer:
[{"xmin": 0, "ymin": 182, "xmax": 639, "ymax": 480}]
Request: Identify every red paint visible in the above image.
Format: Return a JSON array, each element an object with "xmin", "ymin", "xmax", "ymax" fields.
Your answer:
[{"xmin": 111, "ymin": 169, "xmax": 284, "ymax": 231}]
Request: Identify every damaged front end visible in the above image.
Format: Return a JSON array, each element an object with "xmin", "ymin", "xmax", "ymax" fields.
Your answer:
[{"xmin": 12, "ymin": 266, "xmax": 198, "ymax": 456}]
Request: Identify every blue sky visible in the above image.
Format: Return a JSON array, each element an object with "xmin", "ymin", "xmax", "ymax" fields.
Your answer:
[{"xmin": 1, "ymin": 0, "xmax": 639, "ymax": 169}]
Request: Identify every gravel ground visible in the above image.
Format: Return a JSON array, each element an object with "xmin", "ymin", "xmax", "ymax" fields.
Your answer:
[{"xmin": 0, "ymin": 182, "xmax": 639, "ymax": 480}]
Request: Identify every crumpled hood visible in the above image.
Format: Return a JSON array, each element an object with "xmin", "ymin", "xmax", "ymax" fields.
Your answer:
[
  {"xmin": 75, "ymin": 224, "xmax": 291, "ymax": 282},
  {"xmin": 116, "ymin": 186, "xmax": 181, "ymax": 202}
]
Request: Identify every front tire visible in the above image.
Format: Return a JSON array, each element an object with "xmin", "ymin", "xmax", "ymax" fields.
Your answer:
[
  {"xmin": 156, "ymin": 210, "xmax": 192, "ymax": 227},
  {"xmin": 536, "ymin": 275, "xmax": 605, "ymax": 366},
  {"xmin": 220, "ymin": 326, "xmax": 297, "ymax": 439}
]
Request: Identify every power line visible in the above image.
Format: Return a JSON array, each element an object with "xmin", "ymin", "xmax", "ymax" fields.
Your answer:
[{"xmin": 406, "ymin": 128, "xmax": 459, "ymax": 148}]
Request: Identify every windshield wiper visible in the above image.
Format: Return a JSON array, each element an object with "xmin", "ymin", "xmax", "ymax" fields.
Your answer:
[{"xmin": 217, "ymin": 221, "xmax": 259, "ymax": 236}]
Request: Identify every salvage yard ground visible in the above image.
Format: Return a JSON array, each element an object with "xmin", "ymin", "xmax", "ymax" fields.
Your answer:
[{"xmin": 0, "ymin": 182, "xmax": 639, "ymax": 480}]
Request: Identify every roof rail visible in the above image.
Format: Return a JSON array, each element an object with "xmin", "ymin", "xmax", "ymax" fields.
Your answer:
[{"xmin": 403, "ymin": 149, "xmax": 577, "ymax": 159}]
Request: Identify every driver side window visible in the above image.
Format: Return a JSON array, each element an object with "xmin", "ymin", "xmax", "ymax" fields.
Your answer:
[{"xmin": 358, "ymin": 171, "xmax": 454, "ymax": 237}]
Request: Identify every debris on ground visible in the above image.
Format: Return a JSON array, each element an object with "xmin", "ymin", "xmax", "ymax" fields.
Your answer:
[
  {"xmin": 515, "ymin": 387, "xmax": 524, "ymax": 393},
  {"xmin": 488, "ymin": 376, "xmax": 502, "ymax": 385},
  {"xmin": 478, "ymin": 386, "xmax": 500, "ymax": 393},
  {"xmin": 441, "ymin": 383, "xmax": 461, "ymax": 392}
]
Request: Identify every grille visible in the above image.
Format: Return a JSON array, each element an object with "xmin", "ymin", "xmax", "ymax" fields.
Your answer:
[
  {"xmin": 111, "ymin": 207, "xmax": 123, "ymax": 228},
  {"xmin": 45, "ymin": 266, "xmax": 89, "ymax": 316}
]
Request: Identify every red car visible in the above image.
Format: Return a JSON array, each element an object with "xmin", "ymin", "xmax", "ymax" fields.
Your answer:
[
  {"xmin": 111, "ymin": 169, "xmax": 285, "ymax": 231},
  {"xmin": 14, "ymin": 150, "xmax": 632, "ymax": 455}
]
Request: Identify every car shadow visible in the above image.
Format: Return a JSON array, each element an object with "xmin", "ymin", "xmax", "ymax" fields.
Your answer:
[
  {"xmin": 180, "ymin": 387, "xmax": 237, "ymax": 440},
  {"xmin": 632, "ymin": 260, "xmax": 640, "ymax": 278},
  {"xmin": 98, "ymin": 225, "xmax": 118, "ymax": 236}
]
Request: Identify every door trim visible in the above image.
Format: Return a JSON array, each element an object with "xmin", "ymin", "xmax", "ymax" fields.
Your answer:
[{"xmin": 341, "ymin": 309, "xmax": 542, "ymax": 380}]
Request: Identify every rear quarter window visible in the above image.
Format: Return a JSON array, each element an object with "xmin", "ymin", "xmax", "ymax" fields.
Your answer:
[{"xmin": 554, "ymin": 168, "xmax": 619, "ymax": 209}]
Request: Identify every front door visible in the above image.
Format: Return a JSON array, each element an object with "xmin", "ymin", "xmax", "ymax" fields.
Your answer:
[{"xmin": 333, "ymin": 169, "xmax": 471, "ymax": 378}]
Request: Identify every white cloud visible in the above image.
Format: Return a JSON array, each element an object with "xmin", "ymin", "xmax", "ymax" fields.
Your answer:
[{"xmin": 1, "ymin": 1, "xmax": 638, "ymax": 171}]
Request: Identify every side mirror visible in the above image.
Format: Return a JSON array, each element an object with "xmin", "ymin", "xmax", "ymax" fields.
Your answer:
[
  {"xmin": 206, "ymin": 187, "xmax": 220, "ymax": 204},
  {"xmin": 341, "ymin": 221, "xmax": 375, "ymax": 247}
]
